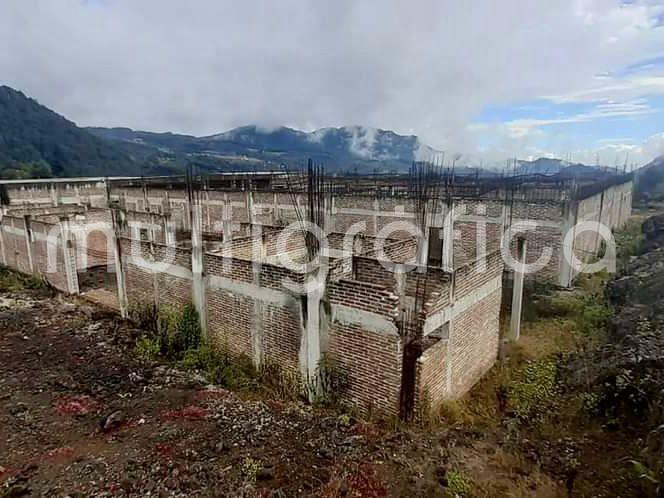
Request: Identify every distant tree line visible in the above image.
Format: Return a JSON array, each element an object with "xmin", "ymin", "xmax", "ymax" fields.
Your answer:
[{"xmin": 0, "ymin": 160, "xmax": 52, "ymax": 180}]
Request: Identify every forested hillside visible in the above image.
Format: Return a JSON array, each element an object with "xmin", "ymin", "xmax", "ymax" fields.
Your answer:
[{"xmin": 0, "ymin": 86, "xmax": 135, "ymax": 179}]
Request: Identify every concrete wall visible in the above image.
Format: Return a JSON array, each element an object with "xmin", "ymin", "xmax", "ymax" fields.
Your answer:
[
  {"xmin": 560, "ymin": 180, "xmax": 633, "ymax": 287},
  {"xmin": 0, "ymin": 214, "xmax": 72, "ymax": 293},
  {"xmin": 4, "ymin": 180, "xmax": 107, "ymax": 207}
]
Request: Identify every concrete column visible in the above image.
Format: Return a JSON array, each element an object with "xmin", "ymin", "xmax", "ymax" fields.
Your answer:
[
  {"xmin": 272, "ymin": 193, "xmax": 278, "ymax": 225},
  {"xmin": 507, "ymin": 237, "xmax": 527, "ymax": 342},
  {"xmin": 416, "ymin": 199, "xmax": 434, "ymax": 266},
  {"xmin": 300, "ymin": 259, "xmax": 329, "ymax": 401},
  {"xmin": 500, "ymin": 203, "xmax": 510, "ymax": 254},
  {"xmin": 190, "ymin": 198, "xmax": 208, "ymax": 337},
  {"xmin": 372, "ymin": 197, "xmax": 379, "ymax": 235},
  {"xmin": 183, "ymin": 196, "xmax": 191, "ymax": 231},
  {"xmin": 416, "ymin": 231, "xmax": 429, "ymax": 266},
  {"xmin": 442, "ymin": 201, "xmax": 455, "ymax": 271},
  {"xmin": 23, "ymin": 215, "xmax": 34, "ymax": 274},
  {"xmin": 205, "ymin": 190, "xmax": 211, "ymax": 230},
  {"xmin": 250, "ymin": 223, "xmax": 264, "ymax": 368},
  {"xmin": 162, "ymin": 191, "xmax": 171, "ymax": 215},
  {"xmin": 59, "ymin": 217, "xmax": 79, "ymax": 294},
  {"xmin": 222, "ymin": 194, "xmax": 232, "ymax": 241},
  {"xmin": 50, "ymin": 183, "xmax": 59, "ymax": 206},
  {"xmin": 559, "ymin": 201, "xmax": 577, "ymax": 288},
  {"xmin": 393, "ymin": 265, "xmax": 407, "ymax": 318},
  {"xmin": 328, "ymin": 195, "xmax": 336, "ymax": 233},
  {"xmin": 141, "ymin": 182, "xmax": 150, "ymax": 213},
  {"xmin": 148, "ymin": 213, "xmax": 159, "ymax": 243},
  {"xmin": 296, "ymin": 194, "xmax": 303, "ymax": 214},
  {"xmin": 594, "ymin": 191, "xmax": 605, "ymax": 254},
  {"xmin": 111, "ymin": 209, "xmax": 129, "ymax": 318},
  {"xmin": 0, "ymin": 217, "xmax": 6, "ymax": 267},
  {"xmin": 165, "ymin": 219, "xmax": 177, "ymax": 246},
  {"xmin": 246, "ymin": 191, "xmax": 256, "ymax": 224}
]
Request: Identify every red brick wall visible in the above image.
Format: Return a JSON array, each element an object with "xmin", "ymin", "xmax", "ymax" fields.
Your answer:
[
  {"xmin": 447, "ymin": 289, "xmax": 501, "ymax": 398},
  {"xmin": 260, "ymin": 301, "xmax": 302, "ymax": 373},
  {"xmin": 327, "ymin": 278, "xmax": 402, "ymax": 415},
  {"xmin": 414, "ymin": 337, "xmax": 447, "ymax": 413},
  {"xmin": 328, "ymin": 322, "xmax": 402, "ymax": 416}
]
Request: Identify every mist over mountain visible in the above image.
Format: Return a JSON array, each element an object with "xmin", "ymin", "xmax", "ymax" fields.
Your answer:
[{"xmin": 87, "ymin": 124, "xmax": 440, "ymax": 173}]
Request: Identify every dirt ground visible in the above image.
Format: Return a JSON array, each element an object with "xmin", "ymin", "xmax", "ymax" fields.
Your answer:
[{"xmin": 0, "ymin": 284, "xmax": 563, "ymax": 497}]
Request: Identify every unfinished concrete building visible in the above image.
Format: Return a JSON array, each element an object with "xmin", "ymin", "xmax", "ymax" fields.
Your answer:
[{"xmin": 0, "ymin": 171, "xmax": 633, "ymax": 418}]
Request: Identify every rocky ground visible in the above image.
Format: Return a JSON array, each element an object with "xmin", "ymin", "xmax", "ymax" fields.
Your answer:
[{"xmin": 0, "ymin": 281, "xmax": 559, "ymax": 497}]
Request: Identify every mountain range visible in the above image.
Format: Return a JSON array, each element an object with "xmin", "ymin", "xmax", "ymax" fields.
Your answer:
[
  {"xmin": 0, "ymin": 84, "xmax": 660, "ymax": 185},
  {"xmin": 514, "ymin": 157, "xmax": 624, "ymax": 178},
  {"xmin": 85, "ymin": 124, "xmax": 440, "ymax": 175},
  {"xmin": 0, "ymin": 85, "xmax": 442, "ymax": 178}
]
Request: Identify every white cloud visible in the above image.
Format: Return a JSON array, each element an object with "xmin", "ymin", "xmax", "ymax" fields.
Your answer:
[
  {"xmin": 565, "ymin": 132, "xmax": 664, "ymax": 166},
  {"xmin": 502, "ymin": 98, "xmax": 655, "ymax": 138},
  {"xmin": 346, "ymin": 126, "xmax": 378, "ymax": 159},
  {"xmin": 0, "ymin": 0, "xmax": 662, "ymax": 162},
  {"xmin": 547, "ymin": 76, "xmax": 664, "ymax": 104},
  {"xmin": 466, "ymin": 125, "xmax": 664, "ymax": 168}
]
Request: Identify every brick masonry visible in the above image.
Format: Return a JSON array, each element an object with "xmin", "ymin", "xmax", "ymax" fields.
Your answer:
[{"xmin": 0, "ymin": 176, "xmax": 633, "ymax": 417}]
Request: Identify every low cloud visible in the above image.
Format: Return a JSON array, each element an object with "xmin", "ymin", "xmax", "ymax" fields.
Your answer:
[{"xmin": 0, "ymin": 0, "xmax": 662, "ymax": 163}]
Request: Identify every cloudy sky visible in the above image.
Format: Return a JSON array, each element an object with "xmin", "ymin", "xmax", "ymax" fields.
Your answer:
[{"xmin": 1, "ymin": 0, "xmax": 664, "ymax": 166}]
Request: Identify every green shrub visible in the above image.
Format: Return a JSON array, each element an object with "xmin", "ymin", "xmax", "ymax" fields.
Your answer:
[
  {"xmin": 259, "ymin": 361, "xmax": 302, "ymax": 400},
  {"xmin": 158, "ymin": 303, "xmax": 202, "ymax": 359},
  {"xmin": 208, "ymin": 356, "xmax": 257, "ymax": 390},
  {"xmin": 128, "ymin": 301, "xmax": 159, "ymax": 333},
  {"xmin": 444, "ymin": 469, "xmax": 472, "ymax": 496},
  {"xmin": 338, "ymin": 413, "xmax": 352, "ymax": 427},
  {"xmin": 507, "ymin": 359, "xmax": 559, "ymax": 422},
  {"xmin": 130, "ymin": 302, "xmax": 202, "ymax": 360},
  {"xmin": 577, "ymin": 302, "xmax": 612, "ymax": 337},
  {"xmin": 0, "ymin": 266, "xmax": 52, "ymax": 294},
  {"xmin": 625, "ymin": 459, "xmax": 661, "ymax": 497},
  {"xmin": 533, "ymin": 288, "xmax": 612, "ymax": 340},
  {"xmin": 240, "ymin": 457, "xmax": 260, "ymax": 483},
  {"xmin": 535, "ymin": 293, "xmax": 584, "ymax": 318},
  {"xmin": 132, "ymin": 303, "xmax": 260, "ymax": 392},
  {"xmin": 180, "ymin": 343, "xmax": 257, "ymax": 390},
  {"xmin": 135, "ymin": 335, "xmax": 160, "ymax": 362},
  {"xmin": 615, "ymin": 220, "xmax": 643, "ymax": 261}
]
